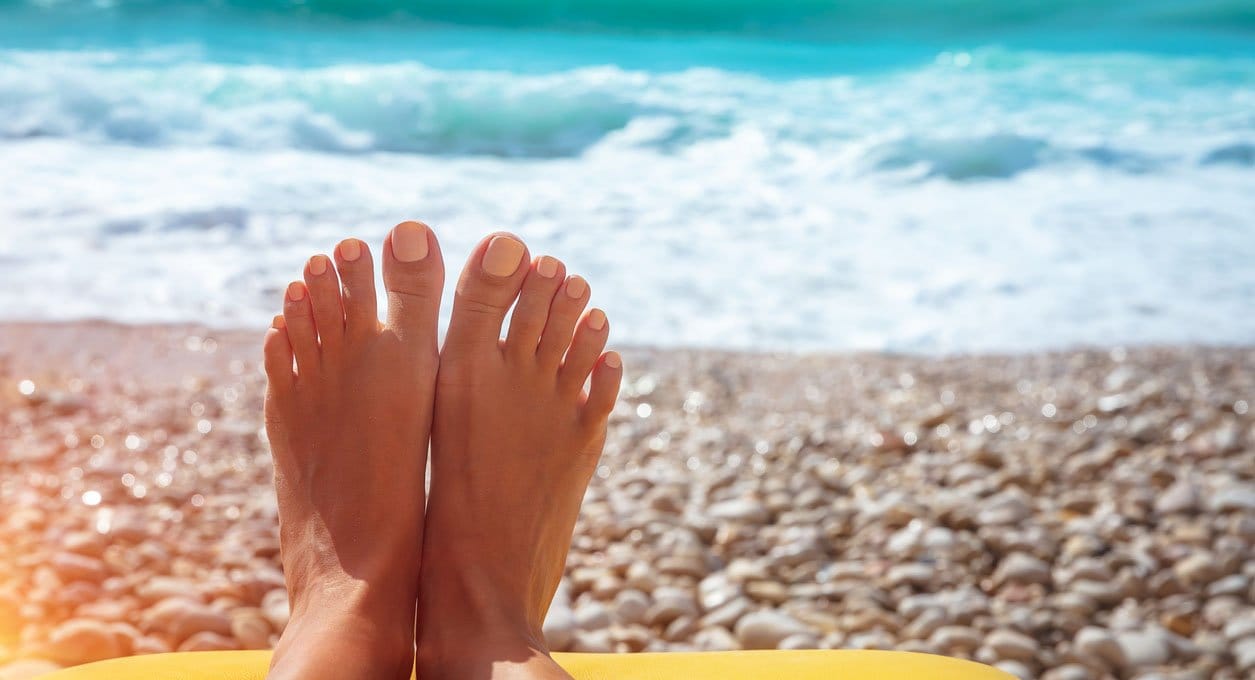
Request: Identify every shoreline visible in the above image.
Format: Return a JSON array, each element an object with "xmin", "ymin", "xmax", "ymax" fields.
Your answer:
[{"xmin": 1, "ymin": 322, "xmax": 1252, "ymax": 678}]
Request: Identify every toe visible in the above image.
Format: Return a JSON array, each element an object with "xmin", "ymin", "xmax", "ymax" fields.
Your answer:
[
  {"xmin": 382, "ymin": 221, "xmax": 445, "ymax": 343},
  {"xmin": 263, "ymin": 315, "xmax": 295, "ymax": 393},
  {"xmin": 504, "ymin": 256, "xmax": 566, "ymax": 357},
  {"xmin": 282, "ymin": 281, "xmax": 320, "ymax": 377},
  {"xmin": 536, "ymin": 275, "xmax": 590, "ymax": 366},
  {"xmin": 445, "ymin": 233, "xmax": 530, "ymax": 350},
  {"xmin": 303, "ymin": 254, "xmax": 344, "ymax": 352},
  {"xmin": 582, "ymin": 351, "xmax": 623, "ymax": 424},
  {"xmin": 333, "ymin": 238, "xmax": 379, "ymax": 337},
  {"xmin": 559, "ymin": 308, "xmax": 608, "ymax": 391}
]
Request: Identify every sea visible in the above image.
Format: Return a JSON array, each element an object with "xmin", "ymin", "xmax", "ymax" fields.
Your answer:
[{"xmin": 1, "ymin": 0, "xmax": 1253, "ymax": 353}]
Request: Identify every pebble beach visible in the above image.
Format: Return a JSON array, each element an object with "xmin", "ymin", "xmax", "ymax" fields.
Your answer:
[{"xmin": 1, "ymin": 322, "xmax": 1253, "ymax": 679}]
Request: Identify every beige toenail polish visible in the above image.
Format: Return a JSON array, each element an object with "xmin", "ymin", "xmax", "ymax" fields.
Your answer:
[
  {"xmin": 339, "ymin": 239, "xmax": 362, "ymax": 262},
  {"xmin": 537, "ymin": 256, "xmax": 559, "ymax": 278},
  {"xmin": 565, "ymin": 276, "xmax": 588, "ymax": 299},
  {"xmin": 604, "ymin": 351, "xmax": 622, "ymax": 369},
  {"xmin": 482, "ymin": 236, "xmax": 525, "ymax": 277},
  {"xmin": 588, "ymin": 309, "xmax": 607, "ymax": 330},
  {"xmin": 309, "ymin": 256, "xmax": 328, "ymax": 275},
  {"xmin": 393, "ymin": 222, "xmax": 429, "ymax": 262},
  {"xmin": 287, "ymin": 282, "xmax": 306, "ymax": 301}
]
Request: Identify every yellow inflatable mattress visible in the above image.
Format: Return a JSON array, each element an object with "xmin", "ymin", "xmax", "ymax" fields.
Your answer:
[{"xmin": 43, "ymin": 649, "xmax": 1013, "ymax": 679}]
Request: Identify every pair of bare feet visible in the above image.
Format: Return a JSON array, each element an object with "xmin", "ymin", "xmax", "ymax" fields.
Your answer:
[{"xmin": 260, "ymin": 222, "xmax": 622, "ymax": 680}]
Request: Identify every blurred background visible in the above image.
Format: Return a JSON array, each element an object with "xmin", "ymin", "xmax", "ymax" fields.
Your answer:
[{"xmin": 1, "ymin": 1, "xmax": 1253, "ymax": 679}]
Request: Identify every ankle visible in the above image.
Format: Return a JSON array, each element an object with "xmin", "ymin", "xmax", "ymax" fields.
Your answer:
[{"xmin": 270, "ymin": 584, "xmax": 416, "ymax": 680}]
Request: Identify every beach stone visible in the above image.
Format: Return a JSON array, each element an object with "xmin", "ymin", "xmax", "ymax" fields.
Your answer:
[
  {"xmin": 51, "ymin": 552, "xmax": 108, "ymax": 583},
  {"xmin": 260, "ymin": 589, "xmax": 289, "ymax": 630},
  {"xmin": 701, "ymin": 596, "xmax": 752, "ymax": 629},
  {"xmin": 993, "ymin": 660, "xmax": 1032, "ymax": 680},
  {"xmin": 994, "ymin": 552, "xmax": 1052, "ymax": 586},
  {"xmin": 47, "ymin": 618, "xmax": 129, "ymax": 665},
  {"xmin": 1116, "ymin": 628, "xmax": 1173, "ymax": 668},
  {"xmin": 230, "ymin": 608, "xmax": 272, "ymax": 649},
  {"xmin": 1210, "ymin": 484, "xmax": 1255, "ymax": 512},
  {"xmin": 708, "ymin": 499, "xmax": 770, "ymax": 524},
  {"xmin": 1041, "ymin": 664, "xmax": 1094, "ymax": 680},
  {"xmin": 178, "ymin": 631, "xmax": 240, "ymax": 652},
  {"xmin": 574, "ymin": 601, "xmax": 613, "ymax": 630},
  {"xmin": 694, "ymin": 626, "xmax": 740, "ymax": 651},
  {"xmin": 985, "ymin": 628, "xmax": 1039, "ymax": 662},
  {"xmin": 542, "ymin": 604, "xmax": 575, "ymax": 651},
  {"xmin": 1174, "ymin": 552, "xmax": 1221, "ymax": 587},
  {"xmin": 1155, "ymin": 482, "xmax": 1199, "ymax": 514},
  {"xmin": 0, "ymin": 660, "xmax": 63, "ymax": 680},
  {"xmin": 612, "ymin": 589, "xmax": 650, "ymax": 625},
  {"xmin": 735, "ymin": 610, "xmax": 813, "ymax": 649},
  {"xmin": 977, "ymin": 493, "xmax": 1032, "ymax": 525},
  {"xmin": 886, "ymin": 563, "xmax": 934, "ymax": 589},
  {"xmin": 1075, "ymin": 626, "xmax": 1126, "ymax": 670},
  {"xmin": 778, "ymin": 633, "xmax": 820, "ymax": 650},
  {"xmin": 1233, "ymin": 637, "xmax": 1255, "ymax": 672},
  {"xmin": 1222, "ymin": 617, "xmax": 1255, "ymax": 640},
  {"xmin": 646, "ymin": 590, "xmax": 697, "ymax": 626},
  {"xmin": 570, "ymin": 630, "xmax": 613, "ymax": 653},
  {"xmin": 929, "ymin": 626, "xmax": 982, "ymax": 653},
  {"xmin": 132, "ymin": 635, "xmax": 172, "ymax": 655},
  {"xmin": 140, "ymin": 597, "xmax": 232, "ymax": 644}
]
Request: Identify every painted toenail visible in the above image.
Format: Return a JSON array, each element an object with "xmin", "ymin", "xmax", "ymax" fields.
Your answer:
[
  {"xmin": 604, "ymin": 351, "xmax": 622, "ymax": 369},
  {"xmin": 338, "ymin": 239, "xmax": 362, "ymax": 262},
  {"xmin": 287, "ymin": 282, "xmax": 306, "ymax": 301},
  {"xmin": 483, "ymin": 236, "xmax": 525, "ymax": 277},
  {"xmin": 272, "ymin": 315, "xmax": 286, "ymax": 329},
  {"xmin": 588, "ymin": 309, "xmax": 607, "ymax": 330},
  {"xmin": 537, "ymin": 256, "xmax": 559, "ymax": 278},
  {"xmin": 565, "ymin": 276, "xmax": 588, "ymax": 299},
  {"xmin": 393, "ymin": 222, "xmax": 429, "ymax": 262},
  {"xmin": 309, "ymin": 256, "xmax": 328, "ymax": 276}
]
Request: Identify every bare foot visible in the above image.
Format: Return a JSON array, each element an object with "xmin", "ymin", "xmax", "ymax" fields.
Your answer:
[
  {"xmin": 416, "ymin": 234, "xmax": 623, "ymax": 680},
  {"xmin": 262, "ymin": 222, "xmax": 445, "ymax": 680}
]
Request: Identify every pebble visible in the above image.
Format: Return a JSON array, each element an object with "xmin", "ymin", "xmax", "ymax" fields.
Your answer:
[
  {"xmin": 2, "ymin": 333, "xmax": 1252, "ymax": 677},
  {"xmin": 46, "ymin": 619, "xmax": 128, "ymax": 666},
  {"xmin": 734, "ymin": 610, "xmax": 814, "ymax": 649},
  {"xmin": 985, "ymin": 628, "xmax": 1039, "ymax": 662}
]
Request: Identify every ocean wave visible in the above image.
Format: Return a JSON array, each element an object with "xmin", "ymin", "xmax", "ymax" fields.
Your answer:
[
  {"xmin": 2, "ymin": 49, "xmax": 1251, "ymax": 179},
  {"xmin": 0, "ymin": 58, "xmax": 647, "ymax": 156}
]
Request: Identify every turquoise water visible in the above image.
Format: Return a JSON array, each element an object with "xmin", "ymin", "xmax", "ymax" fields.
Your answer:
[{"xmin": 1, "ymin": 1, "xmax": 1253, "ymax": 351}]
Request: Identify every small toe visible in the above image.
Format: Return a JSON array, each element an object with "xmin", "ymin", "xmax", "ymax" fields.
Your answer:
[
  {"xmin": 333, "ymin": 238, "xmax": 379, "ymax": 337},
  {"xmin": 505, "ymin": 256, "xmax": 566, "ymax": 356},
  {"xmin": 382, "ymin": 221, "xmax": 446, "ymax": 342},
  {"xmin": 262, "ymin": 315, "xmax": 295, "ymax": 393},
  {"xmin": 583, "ymin": 351, "xmax": 623, "ymax": 423},
  {"xmin": 303, "ymin": 254, "xmax": 344, "ymax": 351},
  {"xmin": 282, "ymin": 281, "xmax": 320, "ymax": 376},
  {"xmin": 445, "ymin": 233, "xmax": 530, "ymax": 350},
  {"xmin": 536, "ymin": 275, "xmax": 590, "ymax": 365},
  {"xmin": 559, "ymin": 308, "xmax": 608, "ymax": 391}
]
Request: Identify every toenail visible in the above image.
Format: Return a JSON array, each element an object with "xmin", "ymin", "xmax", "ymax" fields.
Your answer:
[
  {"xmin": 272, "ymin": 315, "xmax": 286, "ymax": 329},
  {"xmin": 338, "ymin": 239, "xmax": 362, "ymax": 262},
  {"xmin": 588, "ymin": 309, "xmax": 607, "ymax": 331},
  {"xmin": 287, "ymin": 282, "xmax": 306, "ymax": 301},
  {"xmin": 565, "ymin": 276, "xmax": 588, "ymax": 299},
  {"xmin": 482, "ymin": 236, "xmax": 525, "ymax": 277},
  {"xmin": 537, "ymin": 256, "xmax": 559, "ymax": 278},
  {"xmin": 309, "ymin": 256, "xmax": 328, "ymax": 276},
  {"xmin": 393, "ymin": 222, "xmax": 429, "ymax": 262},
  {"xmin": 604, "ymin": 351, "xmax": 622, "ymax": 369}
]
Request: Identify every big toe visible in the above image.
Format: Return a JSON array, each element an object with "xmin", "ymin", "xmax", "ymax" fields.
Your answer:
[
  {"xmin": 445, "ymin": 233, "xmax": 530, "ymax": 350},
  {"xmin": 382, "ymin": 221, "xmax": 445, "ymax": 343}
]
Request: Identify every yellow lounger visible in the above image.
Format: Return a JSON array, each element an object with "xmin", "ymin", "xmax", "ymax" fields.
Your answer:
[{"xmin": 43, "ymin": 649, "xmax": 1014, "ymax": 679}]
